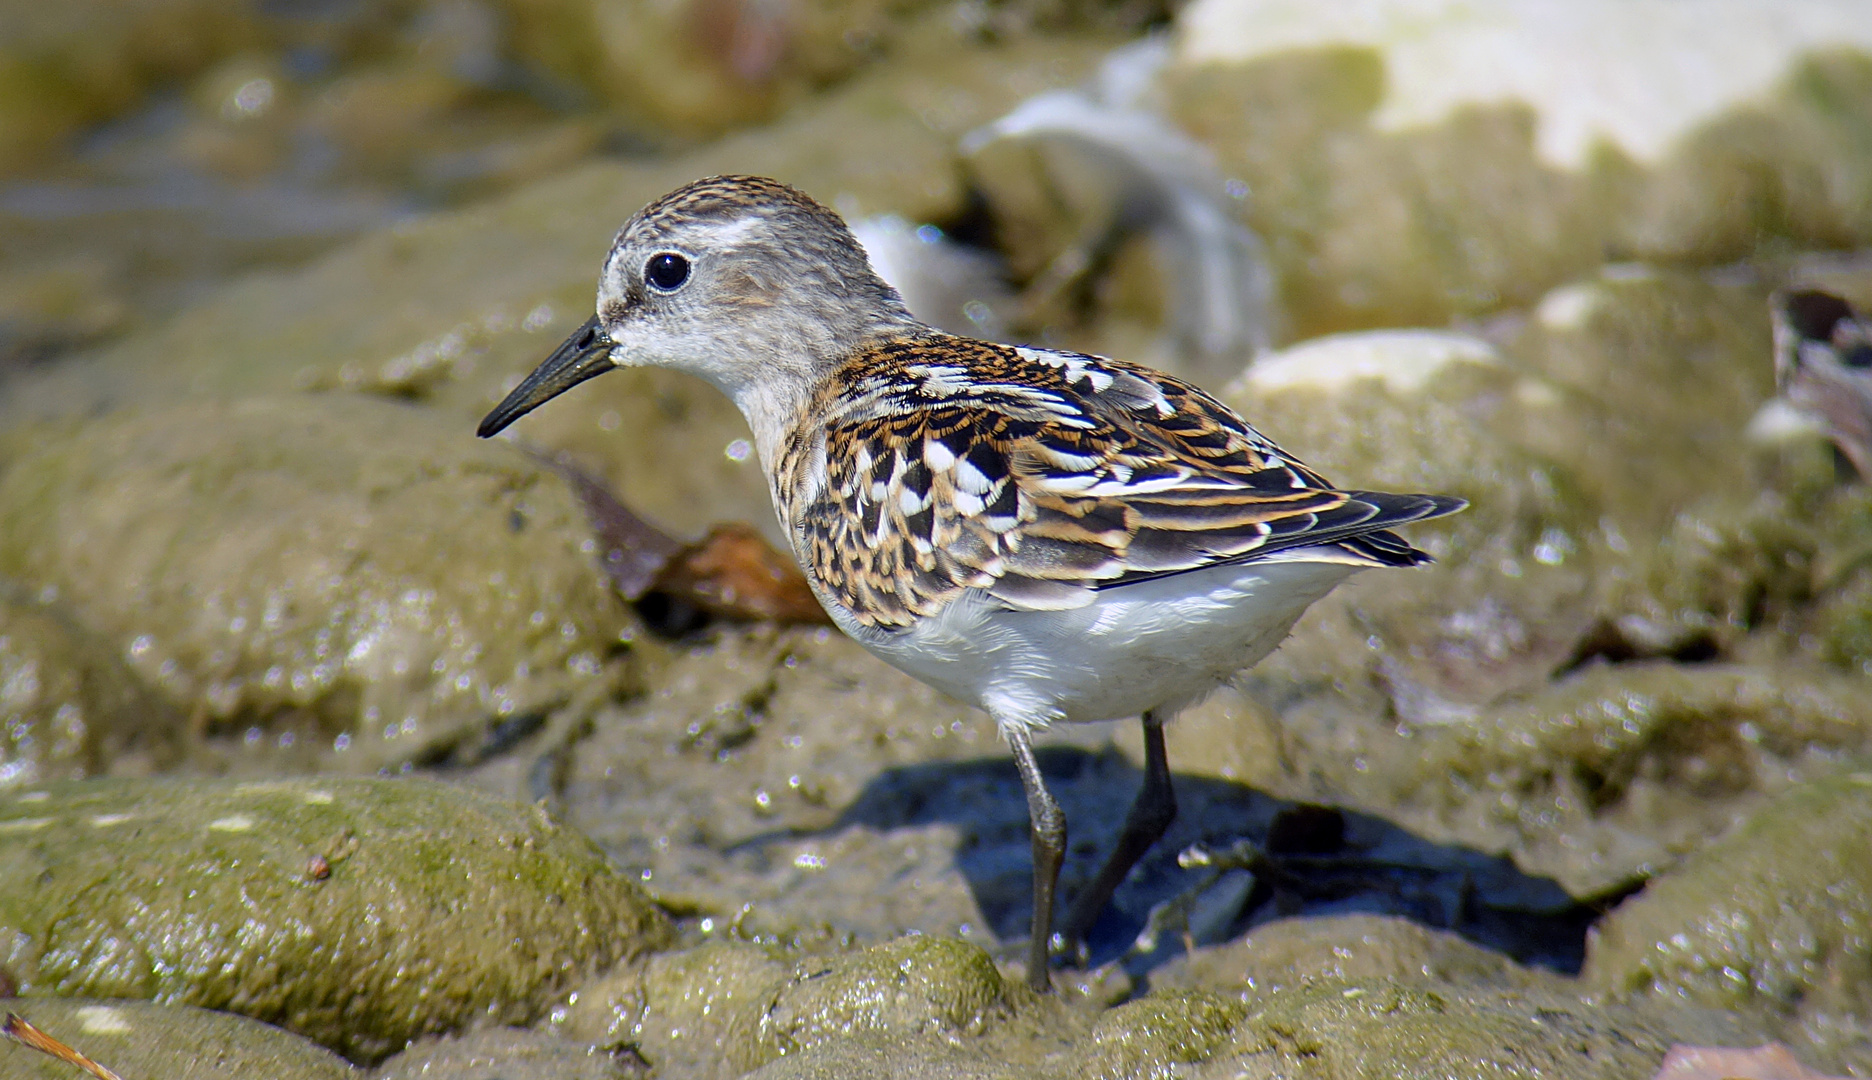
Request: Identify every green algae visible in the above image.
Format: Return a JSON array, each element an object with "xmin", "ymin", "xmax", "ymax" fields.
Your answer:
[
  {"xmin": 0, "ymin": 777, "xmax": 672, "ymax": 1063},
  {"xmin": 1169, "ymin": 659, "xmax": 1872, "ymax": 901},
  {"xmin": 549, "ymin": 930, "xmax": 1759, "ymax": 1080},
  {"xmin": 1806, "ymin": 486, "xmax": 1872, "ymax": 674},
  {"xmin": 1077, "ymin": 989, "xmax": 1247, "ymax": 1080},
  {"xmin": 1169, "ymin": 267, "xmax": 1872, "ymax": 901},
  {"xmin": 1373, "ymin": 662, "xmax": 1872, "ymax": 896},
  {"xmin": 764, "ymin": 934, "xmax": 1014, "ymax": 1052},
  {"xmin": 558, "ymin": 935, "xmax": 1026, "ymax": 1078},
  {"xmin": 0, "ymin": 998, "xmax": 357, "ymax": 1080},
  {"xmin": 560, "ymin": 941, "xmax": 796, "ymax": 1079},
  {"xmin": 738, "ymin": 1034, "xmax": 1027, "ymax": 1080},
  {"xmin": 0, "ymin": 585, "xmax": 179, "ymax": 789},
  {"xmin": 375, "ymin": 1027, "xmax": 635, "ymax": 1079},
  {"xmin": 1155, "ymin": 914, "xmax": 1547, "ymax": 994},
  {"xmin": 1585, "ymin": 772, "xmax": 1872, "ymax": 1074},
  {"xmin": 1212, "ymin": 977, "xmax": 1749, "ymax": 1080},
  {"xmin": 0, "ymin": 396, "xmax": 636, "ymax": 773}
]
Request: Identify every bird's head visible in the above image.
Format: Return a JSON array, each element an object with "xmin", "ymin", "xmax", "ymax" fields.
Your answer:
[{"xmin": 478, "ymin": 175, "xmax": 915, "ymax": 440}]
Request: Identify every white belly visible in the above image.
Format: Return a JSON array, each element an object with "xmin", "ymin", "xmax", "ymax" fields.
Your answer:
[{"xmin": 837, "ymin": 556, "xmax": 1360, "ymax": 732}]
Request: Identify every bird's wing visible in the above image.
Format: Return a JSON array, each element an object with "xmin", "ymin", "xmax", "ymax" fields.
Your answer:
[{"xmin": 783, "ymin": 333, "xmax": 1465, "ymax": 630}]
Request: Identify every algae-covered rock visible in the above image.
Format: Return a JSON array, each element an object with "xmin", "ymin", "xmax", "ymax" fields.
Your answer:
[
  {"xmin": 1136, "ymin": 0, "xmax": 1872, "ymax": 336},
  {"xmin": 721, "ymin": 963, "xmax": 1759, "ymax": 1080},
  {"xmin": 763, "ymin": 934, "xmax": 1015, "ymax": 1053},
  {"xmin": 374, "ymin": 1028, "xmax": 634, "ymax": 1080},
  {"xmin": 1379, "ymin": 664, "xmax": 1872, "ymax": 898},
  {"xmin": 1170, "ymin": 661, "xmax": 1872, "ymax": 901},
  {"xmin": 1155, "ymin": 914, "xmax": 1543, "ymax": 994},
  {"xmin": 1196, "ymin": 977, "xmax": 1754, "ymax": 1080},
  {"xmin": 1073, "ymin": 989, "xmax": 1247, "ymax": 1080},
  {"xmin": 557, "ymin": 935, "xmax": 1021, "ymax": 1078},
  {"xmin": 1165, "ymin": 269, "xmax": 1872, "ymax": 900},
  {"xmin": 558, "ymin": 931, "xmax": 1764, "ymax": 1079},
  {"xmin": 1803, "ymin": 486, "xmax": 1872, "ymax": 675},
  {"xmin": 740, "ymin": 1035, "xmax": 1022, "ymax": 1080},
  {"xmin": 0, "ymin": 999, "xmax": 356, "ymax": 1080},
  {"xmin": 0, "ymin": 396, "xmax": 634, "ymax": 773},
  {"xmin": 0, "ymin": 586, "xmax": 179, "ymax": 788},
  {"xmin": 1511, "ymin": 268, "xmax": 1775, "ymax": 531},
  {"xmin": 0, "ymin": 777, "xmax": 673, "ymax": 1063},
  {"xmin": 1585, "ymin": 772, "xmax": 1872, "ymax": 1075},
  {"xmin": 560, "ymin": 941, "xmax": 796, "ymax": 1079}
]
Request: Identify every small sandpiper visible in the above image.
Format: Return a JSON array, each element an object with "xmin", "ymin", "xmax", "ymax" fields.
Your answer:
[{"xmin": 479, "ymin": 175, "xmax": 1465, "ymax": 991}]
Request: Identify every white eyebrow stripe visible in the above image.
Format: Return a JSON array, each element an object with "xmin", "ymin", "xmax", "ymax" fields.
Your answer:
[{"xmin": 689, "ymin": 215, "xmax": 766, "ymax": 248}]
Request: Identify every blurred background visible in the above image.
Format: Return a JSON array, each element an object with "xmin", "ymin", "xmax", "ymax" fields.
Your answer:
[{"xmin": 6, "ymin": 1, "xmax": 1872, "ymax": 1077}]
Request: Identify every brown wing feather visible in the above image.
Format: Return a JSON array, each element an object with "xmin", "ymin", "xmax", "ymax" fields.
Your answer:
[{"xmin": 779, "ymin": 333, "xmax": 1464, "ymax": 630}]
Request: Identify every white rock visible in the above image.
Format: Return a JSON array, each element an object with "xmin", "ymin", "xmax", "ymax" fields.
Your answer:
[
  {"xmin": 1232, "ymin": 328, "xmax": 1498, "ymax": 397},
  {"xmin": 1175, "ymin": 0, "xmax": 1872, "ymax": 171}
]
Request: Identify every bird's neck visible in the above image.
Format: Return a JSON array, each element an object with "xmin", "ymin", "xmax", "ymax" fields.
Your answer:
[{"xmin": 732, "ymin": 321, "xmax": 933, "ymax": 473}]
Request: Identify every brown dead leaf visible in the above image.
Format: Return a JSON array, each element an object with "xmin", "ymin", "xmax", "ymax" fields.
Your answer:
[
  {"xmin": 2, "ymin": 1012, "xmax": 126, "ymax": 1080},
  {"xmin": 658, "ymin": 522, "xmax": 830, "ymax": 624},
  {"xmin": 1652, "ymin": 1042, "xmax": 1850, "ymax": 1080}
]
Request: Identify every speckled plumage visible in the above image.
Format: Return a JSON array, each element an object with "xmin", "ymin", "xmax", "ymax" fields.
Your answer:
[
  {"xmin": 777, "ymin": 331, "xmax": 1452, "ymax": 631},
  {"xmin": 478, "ymin": 175, "xmax": 1466, "ymax": 990}
]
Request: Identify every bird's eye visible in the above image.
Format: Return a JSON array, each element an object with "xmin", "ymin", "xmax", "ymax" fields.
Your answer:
[{"xmin": 645, "ymin": 252, "xmax": 690, "ymax": 292}]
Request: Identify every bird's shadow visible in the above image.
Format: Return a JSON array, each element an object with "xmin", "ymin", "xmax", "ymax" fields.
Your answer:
[{"xmin": 738, "ymin": 742, "xmax": 1605, "ymax": 979}]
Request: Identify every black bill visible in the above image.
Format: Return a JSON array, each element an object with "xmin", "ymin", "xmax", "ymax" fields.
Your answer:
[{"xmin": 477, "ymin": 314, "xmax": 615, "ymax": 438}]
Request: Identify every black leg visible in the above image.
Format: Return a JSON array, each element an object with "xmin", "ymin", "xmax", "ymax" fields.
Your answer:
[
  {"xmin": 1008, "ymin": 725, "xmax": 1065, "ymax": 993},
  {"xmin": 1057, "ymin": 711, "xmax": 1178, "ymax": 959}
]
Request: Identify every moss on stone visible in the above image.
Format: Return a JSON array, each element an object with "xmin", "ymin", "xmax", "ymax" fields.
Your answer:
[
  {"xmin": 763, "ymin": 934, "xmax": 1013, "ymax": 1054},
  {"xmin": 1072, "ymin": 989, "xmax": 1246, "ymax": 1080},
  {"xmin": 1154, "ymin": 914, "xmax": 1547, "ymax": 994},
  {"xmin": 0, "ymin": 396, "xmax": 635, "ymax": 773},
  {"xmin": 375, "ymin": 1027, "xmax": 636, "ymax": 1079},
  {"xmin": 0, "ymin": 777, "xmax": 672, "ymax": 1063},
  {"xmin": 559, "ymin": 940, "xmax": 795, "ymax": 1080},
  {"xmin": 0, "ymin": 999, "xmax": 356, "ymax": 1080},
  {"xmin": 1217, "ymin": 977, "xmax": 1747, "ymax": 1080},
  {"xmin": 562, "ymin": 935, "xmax": 1018, "ymax": 1077},
  {"xmin": 0, "ymin": 585, "xmax": 179, "ymax": 788},
  {"xmin": 1585, "ymin": 772, "xmax": 1872, "ymax": 1074}
]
